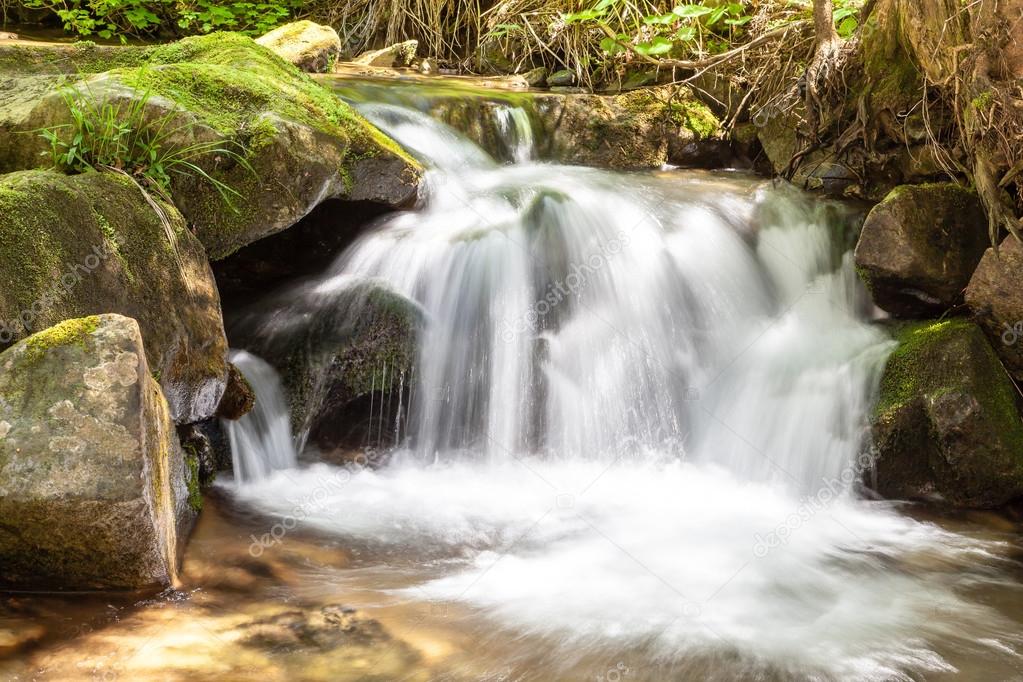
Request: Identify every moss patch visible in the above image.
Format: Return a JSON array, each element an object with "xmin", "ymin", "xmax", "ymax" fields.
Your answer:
[{"xmin": 23, "ymin": 315, "xmax": 101, "ymax": 365}]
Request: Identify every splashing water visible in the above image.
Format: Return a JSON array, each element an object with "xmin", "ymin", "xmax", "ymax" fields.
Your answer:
[{"xmin": 228, "ymin": 89, "xmax": 1023, "ymax": 680}]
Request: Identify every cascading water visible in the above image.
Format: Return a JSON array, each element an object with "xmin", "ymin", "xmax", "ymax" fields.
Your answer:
[
  {"xmin": 223, "ymin": 350, "xmax": 297, "ymax": 483},
  {"xmin": 228, "ymin": 89, "xmax": 1023, "ymax": 680}
]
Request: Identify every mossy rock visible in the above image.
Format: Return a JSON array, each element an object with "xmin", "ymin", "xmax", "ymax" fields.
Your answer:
[
  {"xmin": 235, "ymin": 280, "xmax": 423, "ymax": 457},
  {"xmin": 854, "ymin": 183, "xmax": 988, "ymax": 317},
  {"xmin": 0, "ymin": 314, "xmax": 196, "ymax": 589},
  {"xmin": 0, "ymin": 32, "xmax": 422, "ymax": 259},
  {"xmin": 870, "ymin": 318, "xmax": 1023, "ymax": 507},
  {"xmin": 0, "ymin": 169, "xmax": 229, "ymax": 423},
  {"xmin": 533, "ymin": 85, "xmax": 723, "ymax": 170}
]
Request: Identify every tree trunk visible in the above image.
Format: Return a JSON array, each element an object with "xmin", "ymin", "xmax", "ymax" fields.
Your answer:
[{"xmin": 813, "ymin": 0, "xmax": 839, "ymax": 49}]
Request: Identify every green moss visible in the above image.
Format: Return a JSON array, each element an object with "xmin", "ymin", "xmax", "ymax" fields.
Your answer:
[
  {"xmin": 875, "ymin": 319, "xmax": 1023, "ymax": 456},
  {"xmin": 23, "ymin": 315, "xmax": 101, "ymax": 364},
  {"xmin": 667, "ymin": 98, "xmax": 719, "ymax": 139},
  {"xmin": 183, "ymin": 446, "xmax": 203, "ymax": 513}
]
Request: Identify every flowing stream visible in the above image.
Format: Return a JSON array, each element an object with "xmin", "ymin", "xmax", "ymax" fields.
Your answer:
[
  {"xmin": 6, "ymin": 83, "xmax": 1022, "ymax": 682},
  {"xmin": 219, "ymin": 89, "xmax": 1023, "ymax": 680}
]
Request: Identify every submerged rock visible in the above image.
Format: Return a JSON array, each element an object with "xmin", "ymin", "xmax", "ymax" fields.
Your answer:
[
  {"xmin": 854, "ymin": 183, "xmax": 988, "ymax": 317},
  {"xmin": 869, "ymin": 319, "xmax": 1023, "ymax": 507},
  {"xmin": 0, "ymin": 315, "xmax": 198, "ymax": 589},
  {"xmin": 0, "ymin": 170, "xmax": 228, "ymax": 424},
  {"xmin": 0, "ymin": 32, "xmax": 421, "ymax": 260},
  {"xmin": 255, "ymin": 20, "xmax": 342, "ymax": 73},
  {"xmin": 965, "ymin": 235, "xmax": 1023, "ymax": 379}
]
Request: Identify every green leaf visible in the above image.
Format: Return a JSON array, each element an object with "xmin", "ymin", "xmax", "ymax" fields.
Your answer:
[
  {"xmin": 644, "ymin": 13, "xmax": 677, "ymax": 25},
  {"xmin": 634, "ymin": 36, "xmax": 674, "ymax": 56},
  {"xmin": 563, "ymin": 7, "xmax": 607, "ymax": 24},
  {"xmin": 672, "ymin": 4, "xmax": 714, "ymax": 18},
  {"xmin": 600, "ymin": 36, "xmax": 626, "ymax": 55},
  {"xmin": 837, "ymin": 16, "xmax": 858, "ymax": 37},
  {"xmin": 674, "ymin": 25, "xmax": 697, "ymax": 41},
  {"xmin": 725, "ymin": 16, "xmax": 752, "ymax": 26}
]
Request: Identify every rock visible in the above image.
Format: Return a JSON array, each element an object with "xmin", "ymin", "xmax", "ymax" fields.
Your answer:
[
  {"xmin": 235, "ymin": 281, "xmax": 423, "ymax": 455},
  {"xmin": 0, "ymin": 33, "xmax": 422, "ymax": 260},
  {"xmin": 178, "ymin": 419, "xmax": 232, "ymax": 484},
  {"xmin": 0, "ymin": 315, "xmax": 199, "ymax": 589},
  {"xmin": 966, "ymin": 235, "xmax": 1023, "ymax": 379},
  {"xmin": 0, "ymin": 170, "xmax": 228, "ymax": 424},
  {"xmin": 854, "ymin": 183, "xmax": 989, "ymax": 317},
  {"xmin": 869, "ymin": 319, "xmax": 1023, "ymax": 507},
  {"xmin": 522, "ymin": 66, "xmax": 548, "ymax": 87},
  {"xmin": 536, "ymin": 86, "xmax": 722, "ymax": 169},
  {"xmin": 255, "ymin": 20, "xmax": 341, "ymax": 73},
  {"xmin": 238, "ymin": 605, "xmax": 390, "ymax": 653},
  {"xmin": 0, "ymin": 32, "xmax": 18, "ymax": 41},
  {"xmin": 0, "ymin": 621, "xmax": 44, "ymax": 659},
  {"xmin": 547, "ymin": 69, "xmax": 576, "ymax": 87},
  {"xmin": 353, "ymin": 40, "xmax": 418, "ymax": 68},
  {"xmin": 216, "ymin": 363, "xmax": 256, "ymax": 420}
]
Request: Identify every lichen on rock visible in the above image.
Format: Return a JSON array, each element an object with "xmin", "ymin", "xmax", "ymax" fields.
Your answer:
[{"xmin": 0, "ymin": 314, "xmax": 197, "ymax": 589}]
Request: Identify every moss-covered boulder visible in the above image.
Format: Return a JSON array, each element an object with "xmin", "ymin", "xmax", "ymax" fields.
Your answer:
[
  {"xmin": 0, "ymin": 314, "xmax": 198, "ymax": 589},
  {"xmin": 869, "ymin": 319, "xmax": 1023, "ymax": 507},
  {"xmin": 0, "ymin": 170, "xmax": 228, "ymax": 424},
  {"xmin": 965, "ymin": 235, "xmax": 1023, "ymax": 380},
  {"xmin": 255, "ymin": 20, "xmax": 342, "ymax": 73},
  {"xmin": 0, "ymin": 33, "xmax": 421, "ymax": 259},
  {"xmin": 535, "ymin": 85, "xmax": 722, "ymax": 169},
  {"xmin": 236, "ymin": 281, "xmax": 423, "ymax": 458},
  {"xmin": 854, "ymin": 183, "xmax": 988, "ymax": 317}
]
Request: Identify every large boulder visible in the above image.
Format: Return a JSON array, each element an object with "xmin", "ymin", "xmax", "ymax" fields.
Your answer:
[
  {"xmin": 255, "ymin": 20, "xmax": 342, "ymax": 73},
  {"xmin": 965, "ymin": 235, "xmax": 1023, "ymax": 379},
  {"xmin": 0, "ymin": 315, "xmax": 199, "ymax": 589},
  {"xmin": 535, "ymin": 86, "xmax": 723, "ymax": 169},
  {"xmin": 869, "ymin": 319, "xmax": 1023, "ymax": 507},
  {"xmin": 0, "ymin": 33, "xmax": 422, "ymax": 260},
  {"xmin": 0, "ymin": 170, "xmax": 228, "ymax": 424},
  {"xmin": 854, "ymin": 183, "xmax": 989, "ymax": 317},
  {"xmin": 235, "ymin": 281, "xmax": 423, "ymax": 459}
]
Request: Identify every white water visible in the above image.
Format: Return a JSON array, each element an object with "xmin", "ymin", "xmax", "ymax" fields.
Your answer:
[
  {"xmin": 223, "ymin": 350, "xmax": 297, "ymax": 483},
  {"xmin": 229, "ymin": 98, "xmax": 1023, "ymax": 679}
]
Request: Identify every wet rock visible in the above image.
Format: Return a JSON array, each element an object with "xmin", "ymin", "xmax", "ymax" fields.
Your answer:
[
  {"xmin": 0, "ymin": 314, "xmax": 198, "ymax": 589},
  {"xmin": 0, "ymin": 32, "xmax": 18, "ymax": 41},
  {"xmin": 178, "ymin": 422, "xmax": 224, "ymax": 487},
  {"xmin": 0, "ymin": 170, "xmax": 228, "ymax": 424},
  {"xmin": 237, "ymin": 281, "xmax": 423, "ymax": 455},
  {"xmin": 0, "ymin": 620, "xmax": 44, "ymax": 659},
  {"xmin": 238, "ymin": 605, "xmax": 390, "ymax": 654},
  {"xmin": 869, "ymin": 319, "xmax": 1023, "ymax": 508},
  {"xmin": 216, "ymin": 363, "xmax": 256, "ymax": 420},
  {"xmin": 353, "ymin": 40, "xmax": 418, "ymax": 68},
  {"xmin": 965, "ymin": 235, "xmax": 1023, "ymax": 379},
  {"xmin": 0, "ymin": 33, "xmax": 422, "ymax": 260},
  {"xmin": 854, "ymin": 183, "xmax": 989, "ymax": 317},
  {"xmin": 536, "ymin": 85, "xmax": 722, "ymax": 169},
  {"xmin": 255, "ymin": 20, "xmax": 342, "ymax": 73}
]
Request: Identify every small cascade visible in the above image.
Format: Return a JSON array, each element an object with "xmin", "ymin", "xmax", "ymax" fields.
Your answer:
[
  {"xmin": 494, "ymin": 105, "xmax": 535, "ymax": 163},
  {"xmin": 223, "ymin": 350, "xmax": 297, "ymax": 484}
]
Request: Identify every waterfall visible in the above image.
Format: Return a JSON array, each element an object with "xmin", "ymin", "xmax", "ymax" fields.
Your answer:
[
  {"xmin": 494, "ymin": 105, "xmax": 535, "ymax": 163},
  {"xmin": 228, "ymin": 90, "xmax": 1022, "ymax": 679},
  {"xmin": 223, "ymin": 350, "xmax": 297, "ymax": 484}
]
